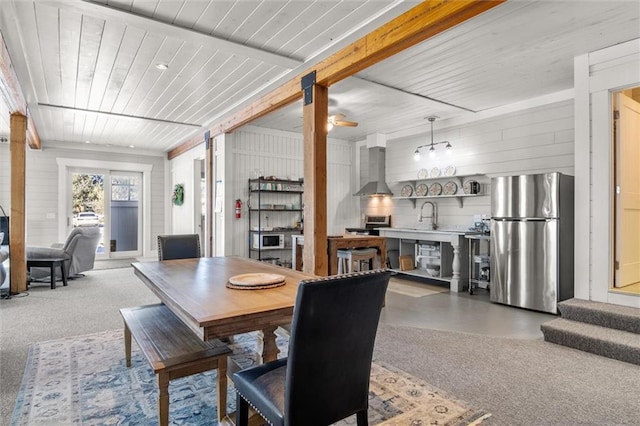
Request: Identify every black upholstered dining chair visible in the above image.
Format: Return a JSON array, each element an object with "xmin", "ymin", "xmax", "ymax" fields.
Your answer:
[
  {"xmin": 157, "ymin": 234, "xmax": 201, "ymax": 261},
  {"xmin": 233, "ymin": 269, "xmax": 391, "ymax": 426}
]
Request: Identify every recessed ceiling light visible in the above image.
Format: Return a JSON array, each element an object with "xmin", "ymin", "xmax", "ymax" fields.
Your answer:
[
  {"xmin": 129, "ymin": 145, "xmax": 135, "ymax": 149},
  {"xmin": 155, "ymin": 63, "xmax": 169, "ymax": 70},
  {"xmin": 85, "ymin": 140, "xmax": 91, "ymax": 144}
]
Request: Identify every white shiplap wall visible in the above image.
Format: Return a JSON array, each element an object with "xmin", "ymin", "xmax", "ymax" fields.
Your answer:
[
  {"xmin": 375, "ymin": 100, "xmax": 575, "ymax": 230},
  {"xmin": 227, "ymin": 125, "xmax": 358, "ymax": 259},
  {"xmin": 0, "ymin": 144, "xmax": 9, "ymax": 213},
  {"xmin": 170, "ymin": 144, "xmax": 205, "ymax": 234},
  {"xmin": 23, "ymin": 147, "xmax": 165, "ymax": 252}
]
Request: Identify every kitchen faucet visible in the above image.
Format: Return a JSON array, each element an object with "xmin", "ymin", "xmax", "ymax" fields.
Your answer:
[{"xmin": 419, "ymin": 201, "xmax": 437, "ymax": 230}]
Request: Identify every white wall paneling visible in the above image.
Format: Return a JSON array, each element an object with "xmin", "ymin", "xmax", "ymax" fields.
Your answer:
[
  {"xmin": 0, "ymin": 144, "xmax": 11, "ymax": 214},
  {"xmin": 153, "ymin": 136, "xmax": 246, "ymax": 253},
  {"xmin": 382, "ymin": 100, "xmax": 575, "ymax": 230},
  {"xmin": 22, "ymin": 149, "xmax": 165, "ymax": 259},
  {"xmin": 169, "ymin": 143, "xmax": 205, "ymax": 234},
  {"xmin": 227, "ymin": 125, "xmax": 357, "ymax": 259}
]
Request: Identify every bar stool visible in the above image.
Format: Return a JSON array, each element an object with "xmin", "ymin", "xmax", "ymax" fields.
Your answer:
[{"xmin": 337, "ymin": 248, "xmax": 378, "ymax": 274}]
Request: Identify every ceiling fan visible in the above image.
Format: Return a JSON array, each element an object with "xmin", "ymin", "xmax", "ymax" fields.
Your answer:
[{"xmin": 328, "ymin": 113, "xmax": 358, "ymax": 131}]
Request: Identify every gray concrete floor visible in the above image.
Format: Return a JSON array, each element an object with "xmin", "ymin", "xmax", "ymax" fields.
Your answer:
[{"xmin": 381, "ymin": 275, "xmax": 555, "ymax": 339}]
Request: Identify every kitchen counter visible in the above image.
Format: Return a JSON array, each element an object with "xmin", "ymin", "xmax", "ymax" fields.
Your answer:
[
  {"xmin": 380, "ymin": 227, "xmax": 468, "ymax": 235},
  {"xmin": 378, "ymin": 228, "xmax": 469, "ymax": 292}
]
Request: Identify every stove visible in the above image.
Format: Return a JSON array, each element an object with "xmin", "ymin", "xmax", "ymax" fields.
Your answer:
[{"xmin": 345, "ymin": 215, "xmax": 391, "ymax": 236}]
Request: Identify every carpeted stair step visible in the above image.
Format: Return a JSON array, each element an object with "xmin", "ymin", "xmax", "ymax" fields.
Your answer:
[
  {"xmin": 558, "ymin": 298, "xmax": 640, "ymax": 334},
  {"xmin": 541, "ymin": 318, "xmax": 640, "ymax": 365}
]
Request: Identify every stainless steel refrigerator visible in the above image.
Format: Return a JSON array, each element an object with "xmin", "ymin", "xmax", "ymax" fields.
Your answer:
[{"xmin": 490, "ymin": 173, "xmax": 574, "ymax": 314}]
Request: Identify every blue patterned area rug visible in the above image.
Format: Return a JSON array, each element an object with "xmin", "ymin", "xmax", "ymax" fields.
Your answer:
[{"xmin": 11, "ymin": 330, "xmax": 489, "ymax": 425}]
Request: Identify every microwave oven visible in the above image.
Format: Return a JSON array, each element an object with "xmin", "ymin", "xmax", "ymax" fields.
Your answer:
[{"xmin": 252, "ymin": 233, "xmax": 285, "ymax": 249}]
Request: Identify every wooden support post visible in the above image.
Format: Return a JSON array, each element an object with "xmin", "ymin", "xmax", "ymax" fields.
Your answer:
[
  {"xmin": 302, "ymin": 82, "xmax": 328, "ymax": 276},
  {"xmin": 9, "ymin": 112, "xmax": 27, "ymax": 294}
]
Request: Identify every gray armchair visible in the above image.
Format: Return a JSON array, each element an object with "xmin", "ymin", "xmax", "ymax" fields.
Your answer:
[
  {"xmin": 27, "ymin": 227, "xmax": 101, "ymax": 280},
  {"xmin": 0, "ymin": 248, "xmax": 8, "ymax": 290}
]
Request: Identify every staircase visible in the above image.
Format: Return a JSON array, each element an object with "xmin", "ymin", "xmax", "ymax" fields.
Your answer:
[{"xmin": 541, "ymin": 298, "xmax": 640, "ymax": 365}]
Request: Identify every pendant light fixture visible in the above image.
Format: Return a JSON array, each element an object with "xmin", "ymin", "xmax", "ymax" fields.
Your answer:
[{"xmin": 413, "ymin": 116, "xmax": 452, "ymax": 161}]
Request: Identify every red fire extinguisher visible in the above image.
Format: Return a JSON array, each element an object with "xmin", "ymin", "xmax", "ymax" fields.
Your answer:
[{"xmin": 235, "ymin": 199, "xmax": 242, "ymax": 219}]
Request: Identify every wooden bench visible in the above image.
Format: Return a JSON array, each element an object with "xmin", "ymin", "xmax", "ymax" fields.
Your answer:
[{"xmin": 120, "ymin": 304, "xmax": 231, "ymax": 425}]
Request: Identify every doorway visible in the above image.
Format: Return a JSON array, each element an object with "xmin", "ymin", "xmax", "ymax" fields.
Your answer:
[
  {"xmin": 613, "ymin": 87, "xmax": 640, "ymax": 295},
  {"xmin": 58, "ymin": 158, "xmax": 153, "ymax": 259},
  {"xmin": 68, "ymin": 169, "xmax": 142, "ymax": 259}
]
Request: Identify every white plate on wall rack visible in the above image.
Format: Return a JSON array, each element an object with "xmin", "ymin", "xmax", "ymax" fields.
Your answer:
[
  {"xmin": 428, "ymin": 182, "xmax": 442, "ymax": 196},
  {"xmin": 415, "ymin": 183, "xmax": 428, "ymax": 197},
  {"xmin": 444, "ymin": 165, "xmax": 456, "ymax": 176},
  {"xmin": 400, "ymin": 184, "xmax": 414, "ymax": 197},
  {"xmin": 443, "ymin": 181, "xmax": 458, "ymax": 195},
  {"xmin": 417, "ymin": 168, "xmax": 429, "ymax": 179},
  {"xmin": 430, "ymin": 167, "xmax": 441, "ymax": 178}
]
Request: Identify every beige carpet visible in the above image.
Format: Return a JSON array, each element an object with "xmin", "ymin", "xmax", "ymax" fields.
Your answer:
[
  {"xmin": 92, "ymin": 258, "xmax": 140, "ymax": 270},
  {"xmin": 387, "ymin": 277, "xmax": 449, "ymax": 298},
  {"xmin": 93, "ymin": 256, "xmax": 159, "ymax": 271}
]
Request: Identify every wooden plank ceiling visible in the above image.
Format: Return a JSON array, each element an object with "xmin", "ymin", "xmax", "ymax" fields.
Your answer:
[
  {"xmin": 0, "ymin": 0, "xmax": 638, "ymax": 152},
  {"xmin": 0, "ymin": 0, "xmax": 417, "ymax": 150},
  {"xmin": 0, "ymin": 31, "xmax": 40, "ymax": 148},
  {"xmin": 253, "ymin": 0, "xmax": 640, "ymax": 140}
]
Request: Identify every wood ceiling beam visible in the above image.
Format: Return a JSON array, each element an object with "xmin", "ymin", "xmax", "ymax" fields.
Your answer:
[
  {"xmin": 50, "ymin": 0, "xmax": 300, "ymax": 69},
  {"xmin": 167, "ymin": 133, "xmax": 207, "ymax": 159},
  {"xmin": 0, "ymin": 31, "xmax": 40, "ymax": 149},
  {"xmin": 168, "ymin": 0, "xmax": 505, "ymax": 159}
]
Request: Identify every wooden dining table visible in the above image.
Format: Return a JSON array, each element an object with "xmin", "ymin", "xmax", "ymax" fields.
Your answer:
[{"xmin": 132, "ymin": 256, "xmax": 316, "ymax": 363}]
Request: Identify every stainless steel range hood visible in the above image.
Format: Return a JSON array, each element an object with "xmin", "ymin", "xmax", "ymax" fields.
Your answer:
[{"xmin": 354, "ymin": 147, "xmax": 393, "ymax": 196}]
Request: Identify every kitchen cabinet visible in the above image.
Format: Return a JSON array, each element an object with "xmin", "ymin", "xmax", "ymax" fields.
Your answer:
[
  {"xmin": 248, "ymin": 178, "xmax": 303, "ymax": 267},
  {"xmin": 379, "ymin": 228, "xmax": 468, "ymax": 292},
  {"xmin": 392, "ymin": 173, "xmax": 485, "ymax": 208}
]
